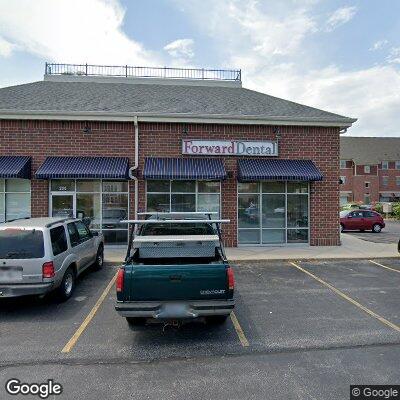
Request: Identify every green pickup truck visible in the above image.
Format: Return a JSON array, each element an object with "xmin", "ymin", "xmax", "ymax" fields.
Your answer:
[{"xmin": 115, "ymin": 213, "xmax": 234, "ymax": 327}]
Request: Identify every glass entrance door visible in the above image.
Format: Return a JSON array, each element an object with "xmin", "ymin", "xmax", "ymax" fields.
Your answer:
[{"xmin": 51, "ymin": 194, "xmax": 75, "ymax": 218}]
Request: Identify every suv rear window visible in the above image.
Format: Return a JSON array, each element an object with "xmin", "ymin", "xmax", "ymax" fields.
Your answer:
[{"xmin": 0, "ymin": 229, "xmax": 44, "ymax": 259}]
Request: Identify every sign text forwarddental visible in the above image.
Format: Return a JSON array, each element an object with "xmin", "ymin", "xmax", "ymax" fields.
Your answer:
[{"xmin": 182, "ymin": 140, "xmax": 278, "ymax": 156}]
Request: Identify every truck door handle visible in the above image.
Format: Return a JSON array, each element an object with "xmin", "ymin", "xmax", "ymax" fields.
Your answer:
[{"xmin": 169, "ymin": 275, "xmax": 182, "ymax": 282}]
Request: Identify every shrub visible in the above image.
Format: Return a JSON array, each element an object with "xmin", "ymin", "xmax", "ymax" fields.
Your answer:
[
  {"xmin": 392, "ymin": 202, "xmax": 400, "ymax": 220},
  {"xmin": 374, "ymin": 203, "xmax": 383, "ymax": 214}
]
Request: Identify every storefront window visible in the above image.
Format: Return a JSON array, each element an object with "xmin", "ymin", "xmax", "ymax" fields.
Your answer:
[
  {"xmin": 146, "ymin": 180, "xmax": 221, "ymax": 215},
  {"xmin": 102, "ymin": 193, "xmax": 128, "ymax": 229},
  {"xmin": 238, "ymin": 182, "xmax": 259, "ymax": 193},
  {"xmin": 77, "ymin": 194, "xmax": 101, "ymax": 229},
  {"xmin": 0, "ymin": 179, "xmax": 31, "ymax": 222},
  {"xmin": 50, "ymin": 179, "xmax": 129, "ymax": 245},
  {"xmin": 238, "ymin": 194, "xmax": 260, "ymax": 228},
  {"xmin": 238, "ymin": 181, "xmax": 309, "ymax": 245},
  {"xmin": 77, "ymin": 180, "xmax": 101, "ymax": 192},
  {"xmin": 171, "ymin": 193, "xmax": 195, "ymax": 212}
]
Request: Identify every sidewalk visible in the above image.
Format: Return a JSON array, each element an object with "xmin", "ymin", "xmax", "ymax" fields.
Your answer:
[{"xmin": 104, "ymin": 233, "xmax": 398, "ymax": 263}]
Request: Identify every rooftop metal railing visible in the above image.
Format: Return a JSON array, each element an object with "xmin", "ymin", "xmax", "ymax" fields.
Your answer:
[{"xmin": 44, "ymin": 63, "xmax": 241, "ymax": 81}]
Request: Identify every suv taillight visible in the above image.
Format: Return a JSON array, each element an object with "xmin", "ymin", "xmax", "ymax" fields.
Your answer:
[
  {"xmin": 227, "ymin": 266, "xmax": 234, "ymax": 290},
  {"xmin": 42, "ymin": 262, "xmax": 55, "ymax": 278},
  {"xmin": 116, "ymin": 268, "xmax": 124, "ymax": 293}
]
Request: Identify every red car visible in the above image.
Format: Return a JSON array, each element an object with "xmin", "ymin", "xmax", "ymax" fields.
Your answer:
[{"xmin": 340, "ymin": 210, "xmax": 385, "ymax": 233}]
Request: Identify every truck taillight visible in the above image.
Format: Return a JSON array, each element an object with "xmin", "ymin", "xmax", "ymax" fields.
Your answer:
[
  {"xmin": 116, "ymin": 269, "xmax": 124, "ymax": 293},
  {"xmin": 42, "ymin": 262, "xmax": 55, "ymax": 278},
  {"xmin": 227, "ymin": 266, "xmax": 234, "ymax": 290}
]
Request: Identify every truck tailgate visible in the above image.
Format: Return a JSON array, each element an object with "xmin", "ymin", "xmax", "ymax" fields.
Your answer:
[{"xmin": 125, "ymin": 264, "xmax": 228, "ymax": 301}]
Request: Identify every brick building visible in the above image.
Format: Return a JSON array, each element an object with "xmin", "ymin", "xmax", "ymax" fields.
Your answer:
[
  {"xmin": 0, "ymin": 63, "xmax": 355, "ymax": 246},
  {"xmin": 340, "ymin": 137, "xmax": 400, "ymax": 205}
]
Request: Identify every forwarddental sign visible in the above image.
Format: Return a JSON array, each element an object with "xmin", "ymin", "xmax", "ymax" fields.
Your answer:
[{"xmin": 182, "ymin": 139, "xmax": 278, "ymax": 156}]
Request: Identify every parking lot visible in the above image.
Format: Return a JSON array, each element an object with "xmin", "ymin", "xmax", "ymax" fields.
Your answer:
[
  {"xmin": 346, "ymin": 220, "xmax": 400, "ymax": 244},
  {"xmin": 1, "ymin": 257, "xmax": 400, "ymax": 399}
]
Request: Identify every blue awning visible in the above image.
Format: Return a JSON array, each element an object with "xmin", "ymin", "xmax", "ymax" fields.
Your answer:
[
  {"xmin": 35, "ymin": 157, "xmax": 129, "ymax": 179},
  {"xmin": 0, "ymin": 156, "xmax": 31, "ymax": 179},
  {"xmin": 143, "ymin": 157, "xmax": 227, "ymax": 180},
  {"xmin": 237, "ymin": 159, "xmax": 323, "ymax": 182}
]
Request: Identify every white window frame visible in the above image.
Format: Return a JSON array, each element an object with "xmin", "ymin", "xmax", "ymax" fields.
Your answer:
[
  {"xmin": 396, "ymin": 161, "xmax": 400, "ymax": 170},
  {"xmin": 0, "ymin": 178, "xmax": 31, "ymax": 222},
  {"xmin": 381, "ymin": 161, "xmax": 389, "ymax": 170},
  {"xmin": 145, "ymin": 180, "xmax": 222, "ymax": 215},
  {"xmin": 382, "ymin": 176, "xmax": 389, "ymax": 187},
  {"xmin": 365, "ymin": 181, "xmax": 370, "ymax": 189},
  {"xmin": 364, "ymin": 165, "xmax": 371, "ymax": 174},
  {"xmin": 340, "ymin": 160, "xmax": 347, "ymax": 169},
  {"xmin": 49, "ymin": 179, "xmax": 130, "ymax": 243},
  {"xmin": 340, "ymin": 176, "xmax": 346, "ymax": 185},
  {"xmin": 237, "ymin": 181, "xmax": 310, "ymax": 246}
]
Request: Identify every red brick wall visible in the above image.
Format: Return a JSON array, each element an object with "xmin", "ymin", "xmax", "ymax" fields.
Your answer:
[
  {"xmin": 138, "ymin": 123, "xmax": 341, "ymax": 246},
  {"xmin": 340, "ymin": 163, "xmax": 400, "ymax": 203},
  {"xmin": 0, "ymin": 120, "xmax": 136, "ymax": 219},
  {"xmin": 0, "ymin": 120, "xmax": 341, "ymax": 246}
]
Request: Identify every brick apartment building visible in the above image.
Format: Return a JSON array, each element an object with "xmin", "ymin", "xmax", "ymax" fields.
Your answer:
[
  {"xmin": 0, "ymin": 63, "xmax": 356, "ymax": 247},
  {"xmin": 340, "ymin": 137, "xmax": 400, "ymax": 205}
]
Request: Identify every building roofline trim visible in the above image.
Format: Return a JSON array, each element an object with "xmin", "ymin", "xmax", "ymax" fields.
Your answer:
[{"xmin": 0, "ymin": 109, "xmax": 357, "ymax": 127}]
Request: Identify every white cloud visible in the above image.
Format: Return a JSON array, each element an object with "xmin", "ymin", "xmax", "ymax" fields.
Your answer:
[
  {"xmin": 387, "ymin": 47, "xmax": 400, "ymax": 64},
  {"xmin": 0, "ymin": 0, "xmax": 160, "ymax": 65},
  {"xmin": 174, "ymin": 0, "xmax": 400, "ymax": 136},
  {"xmin": 370, "ymin": 39, "xmax": 389, "ymax": 51},
  {"xmin": 0, "ymin": 35, "xmax": 14, "ymax": 57},
  {"xmin": 179, "ymin": 0, "xmax": 317, "ymax": 58},
  {"xmin": 164, "ymin": 39, "xmax": 194, "ymax": 59},
  {"xmin": 326, "ymin": 6, "xmax": 357, "ymax": 32}
]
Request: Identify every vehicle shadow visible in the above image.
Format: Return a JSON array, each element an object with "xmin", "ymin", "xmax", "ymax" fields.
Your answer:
[
  {"xmin": 0, "ymin": 265, "xmax": 117, "ymax": 321},
  {"xmin": 127, "ymin": 317, "xmax": 237, "ymax": 347}
]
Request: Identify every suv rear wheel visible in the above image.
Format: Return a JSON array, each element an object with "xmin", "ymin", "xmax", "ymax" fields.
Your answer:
[
  {"xmin": 93, "ymin": 245, "xmax": 104, "ymax": 270},
  {"xmin": 372, "ymin": 223, "xmax": 382, "ymax": 233},
  {"xmin": 56, "ymin": 267, "xmax": 75, "ymax": 302}
]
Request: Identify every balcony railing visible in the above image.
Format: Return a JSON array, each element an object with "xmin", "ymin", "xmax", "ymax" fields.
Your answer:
[{"xmin": 45, "ymin": 63, "xmax": 241, "ymax": 81}]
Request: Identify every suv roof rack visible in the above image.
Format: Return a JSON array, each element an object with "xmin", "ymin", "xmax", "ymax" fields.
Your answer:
[{"xmin": 45, "ymin": 218, "xmax": 76, "ymax": 228}]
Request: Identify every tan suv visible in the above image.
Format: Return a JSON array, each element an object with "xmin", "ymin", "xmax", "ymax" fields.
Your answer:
[{"xmin": 0, "ymin": 217, "xmax": 104, "ymax": 301}]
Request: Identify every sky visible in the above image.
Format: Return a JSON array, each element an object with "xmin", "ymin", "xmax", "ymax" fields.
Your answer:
[{"xmin": 0, "ymin": 0, "xmax": 399, "ymax": 137}]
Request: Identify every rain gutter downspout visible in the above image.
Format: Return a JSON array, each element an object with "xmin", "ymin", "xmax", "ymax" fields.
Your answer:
[{"xmin": 129, "ymin": 116, "xmax": 139, "ymax": 220}]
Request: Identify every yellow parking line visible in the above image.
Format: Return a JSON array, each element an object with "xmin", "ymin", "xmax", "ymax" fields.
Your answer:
[
  {"xmin": 369, "ymin": 260, "xmax": 400, "ymax": 274},
  {"xmin": 289, "ymin": 262, "xmax": 400, "ymax": 333},
  {"xmin": 230, "ymin": 311, "xmax": 250, "ymax": 347},
  {"xmin": 61, "ymin": 271, "xmax": 118, "ymax": 353}
]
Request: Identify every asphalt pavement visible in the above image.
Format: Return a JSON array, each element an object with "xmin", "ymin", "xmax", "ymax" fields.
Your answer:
[
  {"xmin": 1, "ymin": 258, "xmax": 400, "ymax": 399},
  {"xmin": 346, "ymin": 219, "xmax": 400, "ymax": 244}
]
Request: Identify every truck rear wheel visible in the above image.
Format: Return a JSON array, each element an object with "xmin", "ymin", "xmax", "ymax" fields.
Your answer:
[{"xmin": 206, "ymin": 315, "xmax": 229, "ymax": 325}]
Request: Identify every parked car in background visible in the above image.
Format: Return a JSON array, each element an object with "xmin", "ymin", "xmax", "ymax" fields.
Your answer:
[
  {"xmin": 0, "ymin": 217, "xmax": 104, "ymax": 301},
  {"xmin": 340, "ymin": 210, "xmax": 385, "ymax": 233}
]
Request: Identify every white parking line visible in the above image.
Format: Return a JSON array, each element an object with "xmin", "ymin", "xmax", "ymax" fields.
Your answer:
[
  {"xmin": 369, "ymin": 260, "xmax": 400, "ymax": 274},
  {"xmin": 289, "ymin": 262, "xmax": 400, "ymax": 333}
]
